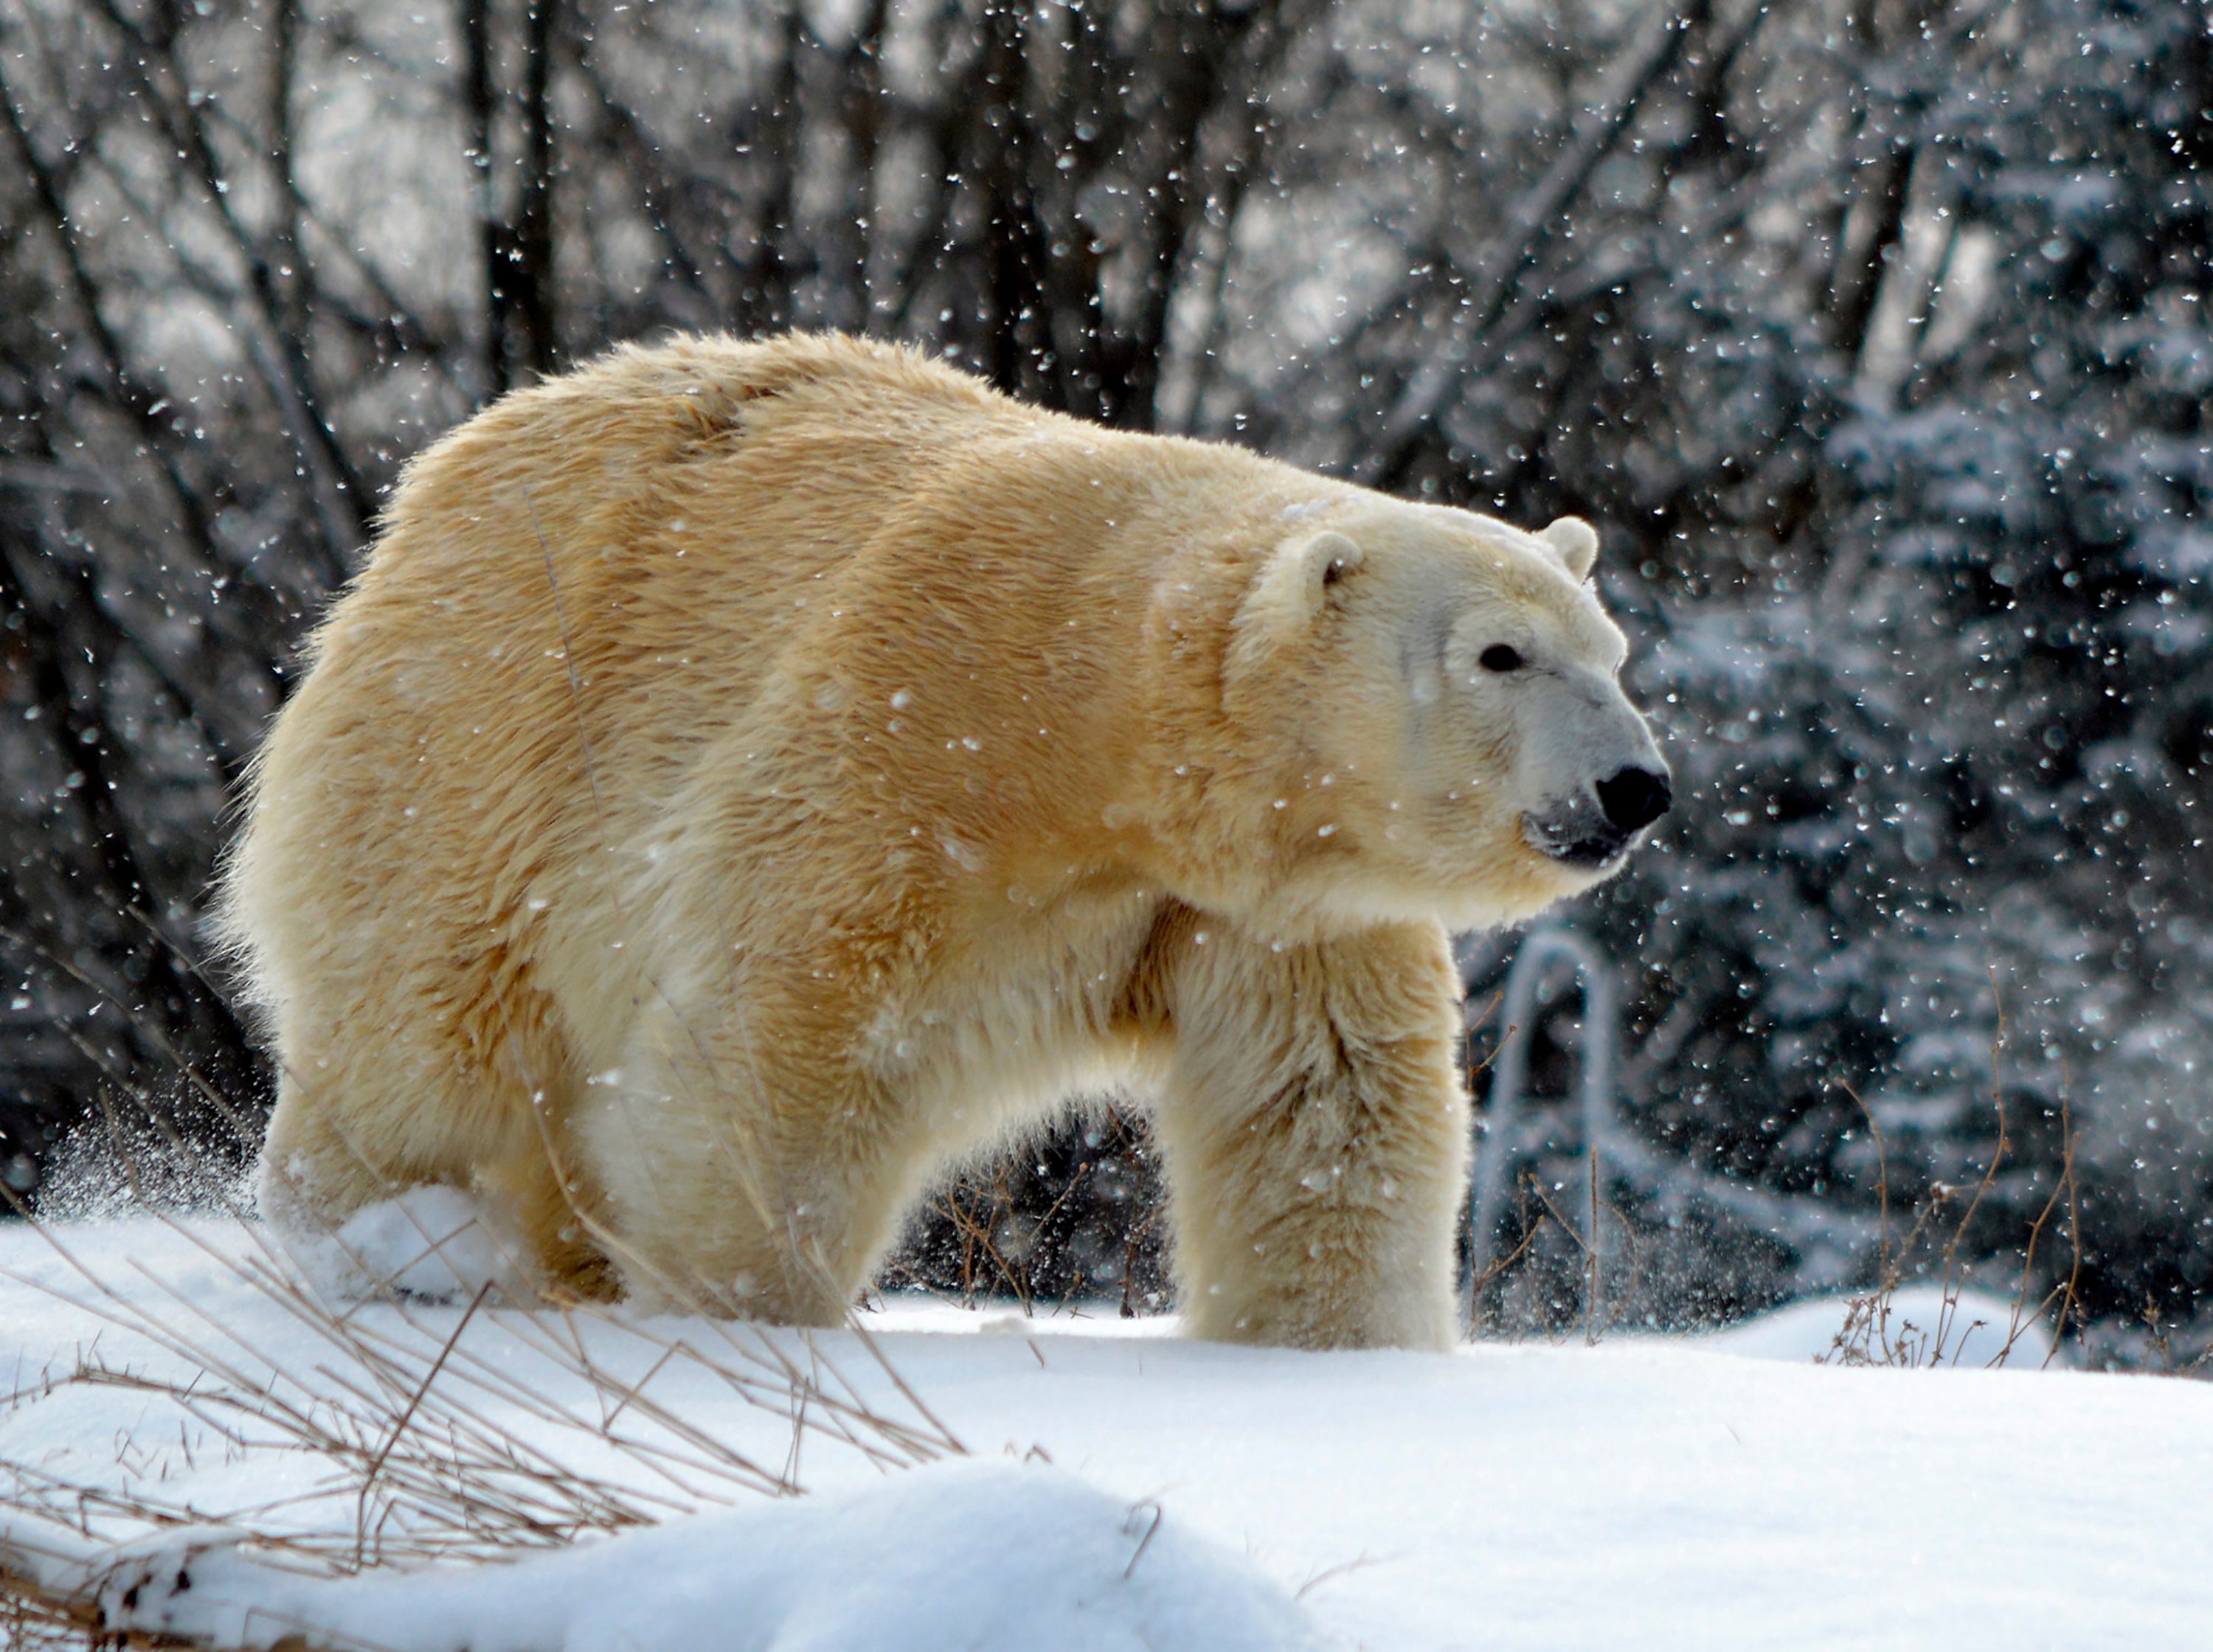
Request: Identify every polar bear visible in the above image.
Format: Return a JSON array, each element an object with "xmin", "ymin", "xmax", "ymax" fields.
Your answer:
[{"xmin": 223, "ymin": 333, "xmax": 1668, "ymax": 1349}]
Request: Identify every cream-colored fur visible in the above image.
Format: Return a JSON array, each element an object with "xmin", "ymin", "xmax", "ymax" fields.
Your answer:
[{"xmin": 222, "ymin": 333, "xmax": 1664, "ymax": 1349}]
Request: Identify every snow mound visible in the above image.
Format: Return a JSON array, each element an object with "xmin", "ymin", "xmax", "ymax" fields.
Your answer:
[
  {"xmin": 7, "ymin": 1222, "xmax": 2206, "ymax": 1650},
  {"xmin": 1703, "ymin": 1287, "xmax": 2058, "ymax": 1367},
  {"xmin": 26, "ymin": 1462, "xmax": 1313, "ymax": 1652},
  {"xmin": 288, "ymin": 1185, "xmax": 536, "ymax": 1304}
]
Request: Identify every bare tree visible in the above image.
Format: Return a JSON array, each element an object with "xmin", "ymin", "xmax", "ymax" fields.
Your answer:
[{"xmin": 1, "ymin": 0, "xmax": 2205, "ymax": 1340}]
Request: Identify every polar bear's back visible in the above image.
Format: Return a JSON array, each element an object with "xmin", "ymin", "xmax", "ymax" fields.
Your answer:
[
  {"xmin": 366, "ymin": 330, "xmax": 1020, "ymax": 687},
  {"xmin": 225, "ymin": 336, "xmax": 1036, "ymax": 1022}
]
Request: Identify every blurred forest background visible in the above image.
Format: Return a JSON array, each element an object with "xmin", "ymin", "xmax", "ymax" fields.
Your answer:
[{"xmin": 2, "ymin": 0, "xmax": 2209, "ymax": 1358}]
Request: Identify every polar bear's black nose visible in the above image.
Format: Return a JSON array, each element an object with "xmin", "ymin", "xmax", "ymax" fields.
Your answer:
[{"xmin": 1596, "ymin": 766, "xmax": 1672, "ymax": 833}]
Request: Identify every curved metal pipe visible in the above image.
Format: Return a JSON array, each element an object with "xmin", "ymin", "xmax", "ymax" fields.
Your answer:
[{"xmin": 1462, "ymin": 926, "xmax": 1617, "ymax": 1336}]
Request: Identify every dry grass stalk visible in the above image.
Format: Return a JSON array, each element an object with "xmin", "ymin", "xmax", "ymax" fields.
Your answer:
[
  {"xmin": 1826, "ymin": 983, "xmax": 2085, "ymax": 1369},
  {"xmin": 0, "ymin": 1137, "xmax": 965, "ymax": 1650},
  {"xmin": 1500, "ymin": 1165, "xmax": 1638, "ymax": 1345}
]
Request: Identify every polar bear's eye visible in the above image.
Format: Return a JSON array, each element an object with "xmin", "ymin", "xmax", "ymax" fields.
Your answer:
[{"xmin": 1478, "ymin": 645, "xmax": 1525, "ymax": 674}]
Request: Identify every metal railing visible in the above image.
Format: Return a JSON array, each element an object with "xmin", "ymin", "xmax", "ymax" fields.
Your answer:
[{"xmin": 1462, "ymin": 925, "xmax": 1877, "ymax": 1336}]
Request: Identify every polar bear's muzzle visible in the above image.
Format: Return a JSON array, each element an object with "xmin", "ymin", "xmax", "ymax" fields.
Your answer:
[{"xmin": 1520, "ymin": 763, "xmax": 1672, "ymax": 869}]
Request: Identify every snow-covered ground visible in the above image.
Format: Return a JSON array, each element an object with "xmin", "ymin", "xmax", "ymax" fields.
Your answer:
[{"xmin": 2, "ymin": 1215, "xmax": 2209, "ymax": 1651}]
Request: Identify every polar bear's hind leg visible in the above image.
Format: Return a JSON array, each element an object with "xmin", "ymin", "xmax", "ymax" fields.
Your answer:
[{"xmin": 252, "ymin": 953, "xmax": 613, "ymax": 1302}]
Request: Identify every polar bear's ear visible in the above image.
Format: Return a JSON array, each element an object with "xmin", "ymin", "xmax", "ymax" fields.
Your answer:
[
  {"xmin": 1540, "ymin": 516, "xmax": 1600, "ymax": 582},
  {"xmin": 1229, "ymin": 530, "xmax": 1365, "ymax": 673},
  {"xmin": 1244, "ymin": 529, "xmax": 1364, "ymax": 627}
]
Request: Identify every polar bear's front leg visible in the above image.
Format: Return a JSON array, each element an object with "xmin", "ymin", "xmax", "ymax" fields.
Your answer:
[{"xmin": 1151, "ymin": 918, "xmax": 1469, "ymax": 1350}]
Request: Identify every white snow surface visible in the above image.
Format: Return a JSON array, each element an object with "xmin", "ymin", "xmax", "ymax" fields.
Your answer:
[
  {"xmin": 27, "ymin": 1461, "xmax": 1306, "ymax": 1652},
  {"xmin": 3, "ymin": 1215, "xmax": 2210, "ymax": 1651}
]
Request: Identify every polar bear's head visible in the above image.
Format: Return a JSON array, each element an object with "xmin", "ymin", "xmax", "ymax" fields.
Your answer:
[{"xmin": 1219, "ymin": 496, "xmax": 1669, "ymax": 932}]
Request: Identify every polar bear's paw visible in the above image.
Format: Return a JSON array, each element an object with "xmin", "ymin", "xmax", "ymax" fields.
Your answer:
[{"xmin": 280, "ymin": 1184, "xmax": 537, "ymax": 1307}]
